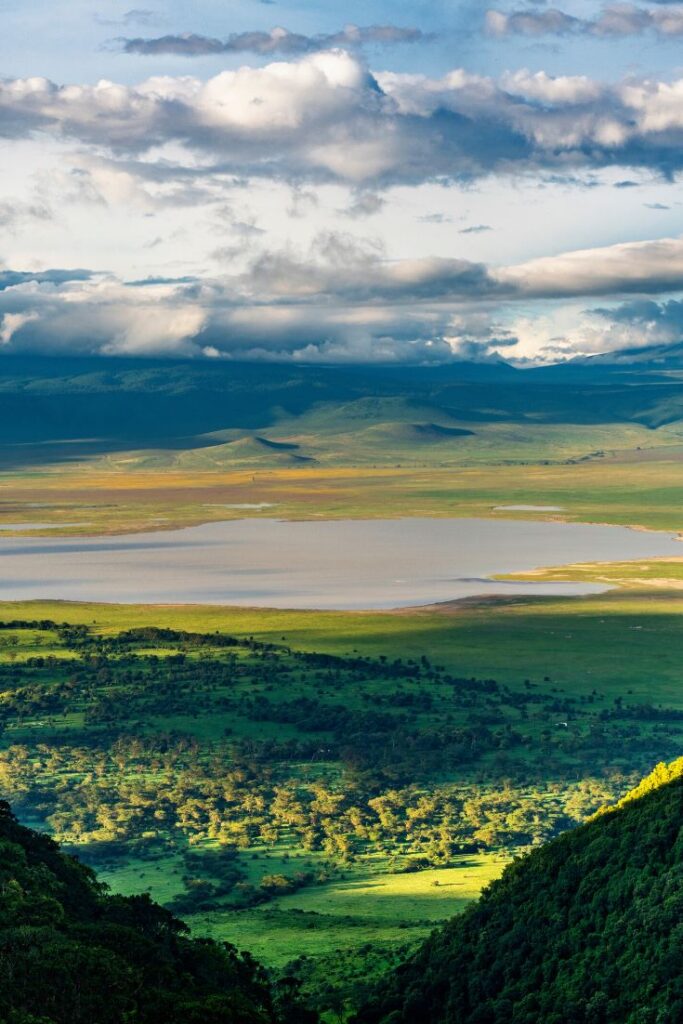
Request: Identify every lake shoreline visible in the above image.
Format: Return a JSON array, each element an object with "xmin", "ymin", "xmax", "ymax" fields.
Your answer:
[{"xmin": 0, "ymin": 516, "xmax": 680, "ymax": 610}]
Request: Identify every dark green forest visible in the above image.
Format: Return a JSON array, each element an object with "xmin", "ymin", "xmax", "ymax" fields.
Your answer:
[
  {"xmin": 355, "ymin": 758, "xmax": 683, "ymax": 1024},
  {"xmin": 1, "ymin": 619, "xmax": 668, "ymax": 882},
  {"xmin": 0, "ymin": 799, "xmax": 317, "ymax": 1024}
]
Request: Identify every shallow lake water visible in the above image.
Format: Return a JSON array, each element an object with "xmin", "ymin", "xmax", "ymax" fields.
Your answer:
[
  {"xmin": 0, "ymin": 517, "xmax": 680, "ymax": 609},
  {"xmin": 493, "ymin": 505, "xmax": 564, "ymax": 512}
]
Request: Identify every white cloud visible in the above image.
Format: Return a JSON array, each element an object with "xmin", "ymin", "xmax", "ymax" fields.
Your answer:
[
  {"xmin": 0, "ymin": 276, "xmax": 207, "ymax": 357},
  {"xmin": 6, "ymin": 54, "xmax": 683, "ymax": 187},
  {"xmin": 501, "ymin": 70, "xmax": 603, "ymax": 106},
  {"xmin": 0, "ymin": 311, "xmax": 39, "ymax": 345},
  {"xmin": 499, "ymin": 237, "xmax": 683, "ymax": 298}
]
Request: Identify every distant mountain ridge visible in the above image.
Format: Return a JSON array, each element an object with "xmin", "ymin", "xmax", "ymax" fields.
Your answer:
[{"xmin": 2, "ymin": 352, "xmax": 683, "ymax": 468}]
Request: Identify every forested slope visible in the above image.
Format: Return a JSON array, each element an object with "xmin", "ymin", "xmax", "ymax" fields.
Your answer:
[
  {"xmin": 0, "ymin": 800, "xmax": 316, "ymax": 1024},
  {"xmin": 355, "ymin": 759, "xmax": 683, "ymax": 1024}
]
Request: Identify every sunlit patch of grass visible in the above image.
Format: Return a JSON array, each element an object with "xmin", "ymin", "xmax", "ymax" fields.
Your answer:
[
  {"xmin": 182, "ymin": 854, "xmax": 505, "ymax": 966},
  {"xmin": 500, "ymin": 557, "xmax": 683, "ymax": 590}
]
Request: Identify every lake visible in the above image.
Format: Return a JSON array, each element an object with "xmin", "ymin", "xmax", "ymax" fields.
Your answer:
[{"xmin": 0, "ymin": 517, "xmax": 680, "ymax": 609}]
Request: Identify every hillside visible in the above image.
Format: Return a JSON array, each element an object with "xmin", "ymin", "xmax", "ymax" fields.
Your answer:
[
  {"xmin": 0, "ymin": 799, "xmax": 316, "ymax": 1024},
  {"xmin": 355, "ymin": 758, "xmax": 683, "ymax": 1024},
  {"xmin": 2, "ymin": 354, "xmax": 683, "ymax": 465}
]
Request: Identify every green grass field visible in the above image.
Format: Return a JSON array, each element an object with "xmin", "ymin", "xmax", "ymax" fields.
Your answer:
[
  {"xmin": 2, "ymin": 456, "xmax": 683, "ymax": 535},
  {"xmin": 98, "ymin": 847, "xmax": 505, "ymax": 965},
  {"xmin": 1, "ymin": 589, "xmax": 682, "ymax": 703},
  {"xmin": 502, "ymin": 556, "xmax": 683, "ymax": 590}
]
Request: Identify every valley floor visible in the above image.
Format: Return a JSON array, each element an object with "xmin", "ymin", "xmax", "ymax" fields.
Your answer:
[
  {"xmin": 3, "ymin": 437, "xmax": 683, "ymax": 537},
  {"xmin": 1, "ymin": 588, "xmax": 682, "ymax": 1016}
]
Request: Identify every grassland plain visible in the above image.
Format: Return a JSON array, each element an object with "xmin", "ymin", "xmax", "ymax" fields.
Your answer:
[
  {"xmin": 3, "ymin": 455, "xmax": 683, "ymax": 536},
  {"xmin": 3, "ymin": 376, "xmax": 683, "ymax": 536},
  {"xmin": 2, "ymin": 592, "xmax": 683, "ymax": 700},
  {"xmin": 0, "ymin": 590, "xmax": 682, "ymax": 1019}
]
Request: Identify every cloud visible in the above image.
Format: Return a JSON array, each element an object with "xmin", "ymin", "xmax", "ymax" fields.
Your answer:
[
  {"xmin": 212, "ymin": 203, "xmax": 266, "ymax": 238},
  {"xmin": 418, "ymin": 213, "xmax": 453, "ymax": 223},
  {"xmin": 287, "ymin": 186, "xmax": 319, "ymax": 218},
  {"xmin": 0, "ymin": 275, "xmax": 206, "ymax": 357},
  {"xmin": 118, "ymin": 24, "xmax": 428, "ymax": 56},
  {"xmin": 123, "ymin": 9, "xmax": 157, "ymax": 25},
  {"xmin": 441, "ymin": 312, "xmax": 519, "ymax": 360},
  {"xmin": 499, "ymin": 237, "xmax": 683, "ymax": 299},
  {"xmin": 459, "ymin": 224, "xmax": 492, "ymax": 234},
  {"xmin": 0, "ymin": 268, "xmax": 93, "ymax": 291},
  {"xmin": 7, "ymin": 53, "xmax": 683, "ymax": 188},
  {"xmin": 239, "ymin": 234, "xmax": 683, "ymax": 305},
  {"xmin": 486, "ymin": 4, "xmax": 683, "ymax": 39},
  {"xmin": 592, "ymin": 298, "xmax": 683, "ymax": 344},
  {"xmin": 548, "ymin": 298, "xmax": 683, "ymax": 358},
  {"xmin": 0, "ymin": 270, "xmax": 460, "ymax": 363},
  {"xmin": 340, "ymin": 191, "xmax": 385, "ymax": 218},
  {"xmin": 486, "ymin": 8, "xmax": 581, "ymax": 36},
  {"xmin": 238, "ymin": 235, "xmax": 498, "ymax": 304},
  {"xmin": 0, "ymin": 200, "xmax": 53, "ymax": 231},
  {"xmin": 96, "ymin": 9, "xmax": 159, "ymax": 28},
  {"xmin": 4, "ymin": 234, "xmax": 683, "ymax": 363}
]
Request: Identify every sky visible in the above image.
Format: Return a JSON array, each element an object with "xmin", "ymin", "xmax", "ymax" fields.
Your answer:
[{"xmin": 3, "ymin": 0, "xmax": 683, "ymax": 363}]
